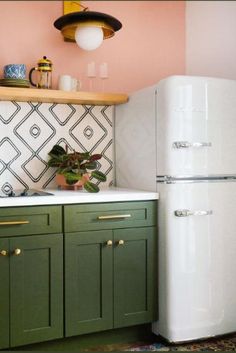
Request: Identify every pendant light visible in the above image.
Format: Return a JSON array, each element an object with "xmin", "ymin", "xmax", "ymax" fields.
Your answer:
[{"xmin": 54, "ymin": 3, "xmax": 122, "ymax": 51}]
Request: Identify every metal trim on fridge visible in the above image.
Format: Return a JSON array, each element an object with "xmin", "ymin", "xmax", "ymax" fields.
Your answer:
[
  {"xmin": 172, "ymin": 141, "xmax": 212, "ymax": 149},
  {"xmin": 156, "ymin": 175, "xmax": 236, "ymax": 184},
  {"xmin": 174, "ymin": 209, "xmax": 213, "ymax": 217}
]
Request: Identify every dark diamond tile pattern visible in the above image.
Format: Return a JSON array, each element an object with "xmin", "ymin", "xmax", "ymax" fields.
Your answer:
[{"xmin": 0, "ymin": 102, "xmax": 113, "ymax": 190}]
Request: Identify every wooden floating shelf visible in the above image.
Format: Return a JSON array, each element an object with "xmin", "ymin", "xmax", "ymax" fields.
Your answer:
[{"xmin": 0, "ymin": 86, "xmax": 129, "ymax": 106}]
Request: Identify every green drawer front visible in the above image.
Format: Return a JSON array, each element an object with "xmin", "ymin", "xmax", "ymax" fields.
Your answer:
[
  {"xmin": 64, "ymin": 201, "xmax": 157, "ymax": 232},
  {"xmin": 0, "ymin": 206, "xmax": 62, "ymax": 237}
]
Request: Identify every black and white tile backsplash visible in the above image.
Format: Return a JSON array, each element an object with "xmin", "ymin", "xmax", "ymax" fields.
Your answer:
[{"xmin": 0, "ymin": 101, "xmax": 113, "ymax": 193}]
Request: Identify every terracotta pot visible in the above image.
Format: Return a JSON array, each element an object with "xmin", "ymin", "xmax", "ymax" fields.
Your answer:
[{"xmin": 56, "ymin": 174, "xmax": 90, "ymax": 190}]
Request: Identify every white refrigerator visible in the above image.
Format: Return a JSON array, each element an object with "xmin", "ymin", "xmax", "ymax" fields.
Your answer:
[{"xmin": 115, "ymin": 75, "xmax": 236, "ymax": 342}]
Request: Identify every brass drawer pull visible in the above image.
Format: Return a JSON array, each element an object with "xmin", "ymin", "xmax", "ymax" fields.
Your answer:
[
  {"xmin": 0, "ymin": 220, "xmax": 30, "ymax": 226},
  {"xmin": 106, "ymin": 240, "xmax": 113, "ymax": 246},
  {"xmin": 97, "ymin": 214, "xmax": 131, "ymax": 220},
  {"xmin": 0, "ymin": 250, "xmax": 7, "ymax": 256}
]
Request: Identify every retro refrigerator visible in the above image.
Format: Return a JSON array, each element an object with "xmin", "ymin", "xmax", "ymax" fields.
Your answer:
[{"xmin": 115, "ymin": 75, "xmax": 236, "ymax": 342}]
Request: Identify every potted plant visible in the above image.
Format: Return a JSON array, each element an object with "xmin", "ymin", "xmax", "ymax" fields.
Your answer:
[{"xmin": 47, "ymin": 144, "xmax": 107, "ymax": 193}]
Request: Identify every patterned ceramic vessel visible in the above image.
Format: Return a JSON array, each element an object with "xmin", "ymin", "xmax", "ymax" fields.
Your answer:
[{"xmin": 4, "ymin": 64, "xmax": 26, "ymax": 79}]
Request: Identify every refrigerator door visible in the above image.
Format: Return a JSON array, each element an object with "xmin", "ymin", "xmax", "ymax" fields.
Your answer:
[
  {"xmin": 156, "ymin": 76, "xmax": 236, "ymax": 176},
  {"xmin": 152, "ymin": 181, "xmax": 236, "ymax": 342}
]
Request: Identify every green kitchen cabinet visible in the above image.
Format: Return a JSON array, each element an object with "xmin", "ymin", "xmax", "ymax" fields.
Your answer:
[
  {"xmin": 0, "ymin": 200, "xmax": 157, "ymax": 349},
  {"xmin": 0, "ymin": 205, "xmax": 62, "ymax": 237},
  {"xmin": 0, "ymin": 233, "xmax": 63, "ymax": 349},
  {"xmin": 64, "ymin": 201, "xmax": 156, "ymax": 232},
  {"xmin": 65, "ymin": 230, "xmax": 113, "ymax": 337},
  {"xmin": 10, "ymin": 234, "xmax": 64, "ymax": 347},
  {"xmin": 113, "ymin": 227, "xmax": 156, "ymax": 328},
  {"xmin": 0, "ymin": 238, "xmax": 10, "ymax": 349},
  {"xmin": 64, "ymin": 201, "xmax": 157, "ymax": 337}
]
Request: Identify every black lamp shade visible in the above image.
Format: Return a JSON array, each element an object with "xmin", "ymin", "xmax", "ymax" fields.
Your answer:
[{"xmin": 54, "ymin": 11, "xmax": 122, "ymax": 33}]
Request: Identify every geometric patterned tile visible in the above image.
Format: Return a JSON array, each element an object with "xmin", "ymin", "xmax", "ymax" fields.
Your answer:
[
  {"xmin": 14, "ymin": 103, "xmax": 56, "ymax": 152},
  {"xmin": 0, "ymin": 101, "xmax": 113, "ymax": 190},
  {"xmin": 69, "ymin": 106, "xmax": 108, "ymax": 152},
  {"xmin": 48, "ymin": 103, "xmax": 76, "ymax": 125},
  {"xmin": 0, "ymin": 101, "xmax": 21, "ymax": 124},
  {"xmin": 0, "ymin": 137, "xmax": 21, "ymax": 165},
  {"xmin": 22, "ymin": 155, "xmax": 48, "ymax": 182}
]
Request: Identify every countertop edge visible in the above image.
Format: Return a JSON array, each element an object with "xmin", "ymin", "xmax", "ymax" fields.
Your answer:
[{"xmin": 0, "ymin": 188, "xmax": 159, "ymax": 208}]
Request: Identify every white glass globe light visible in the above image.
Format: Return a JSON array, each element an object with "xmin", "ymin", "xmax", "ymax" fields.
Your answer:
[{"xmin": 75, "ymin": 26, "xmax": 104, "ymax": 51}]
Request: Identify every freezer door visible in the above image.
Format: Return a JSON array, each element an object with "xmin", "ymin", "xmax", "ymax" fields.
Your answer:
[
  {"xmin": 156, "ymin": 76, "xmax": 236, "ymax": 175},
  {"xmin": 152, "ymin": 181, "xmax": 236, "ymax": 342}
]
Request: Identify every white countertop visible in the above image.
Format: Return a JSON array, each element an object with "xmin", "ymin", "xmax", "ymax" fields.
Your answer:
[{"xmin": 0, "ymin": 187, "xmax": 159, "ymax": 208}]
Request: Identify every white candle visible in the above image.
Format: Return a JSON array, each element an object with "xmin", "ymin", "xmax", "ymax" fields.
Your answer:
[
  {"xmin": 100, "ymin": 63, "xmax": 108, "ymax": 79},
  {"xmin": 87, "ymin": 62, "xmax": 96, "ymax": 78}
]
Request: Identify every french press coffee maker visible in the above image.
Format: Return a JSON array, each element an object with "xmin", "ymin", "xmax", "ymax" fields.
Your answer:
[{"xmin": 29, "ymin": 56, "xmax": 52, "ymax": 89}]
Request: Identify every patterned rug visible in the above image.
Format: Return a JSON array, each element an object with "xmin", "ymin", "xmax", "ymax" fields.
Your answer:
[
  {"xmin": 83, "ymin": 333, "xmax": 236, "ymax": 351},
  {"xmin": 125, "ymin": 333, "xmax": 236, "ymax": 351}
]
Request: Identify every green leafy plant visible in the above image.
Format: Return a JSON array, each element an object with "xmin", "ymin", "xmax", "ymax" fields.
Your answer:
[{"xmin": 47, "ymin": 144, "xmax": 107, "ymax": 193}]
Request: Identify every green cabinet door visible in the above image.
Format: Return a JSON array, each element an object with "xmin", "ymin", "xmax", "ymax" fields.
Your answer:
[
  {"xmin": 10, "ymin": 234, "xmax": 63, "ymax": 347},
  {"xmin": 113, "ymin": 227, "xmax": 157, "ymax": 328},
  {"xmin": 65, "ymin": 230, "xmax": 113, "ymax": 337},
  {"xmin": 0, "ymin": 238, "xmax": 10, "ymax": 349}
]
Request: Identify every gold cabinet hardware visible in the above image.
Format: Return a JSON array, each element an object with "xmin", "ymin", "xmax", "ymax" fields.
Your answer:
[
  {"xmin": 98, "ymin": 214, "xmax": 131, "ymax": 220},
  {"xmin": 106, "ymin": 240, "xmax": 113, "ymax": 246},
  {"xmin": 118, "ymin": 240, "xmax": 125, "ymax": 246},
  {"xmin": 0, "ymin": 221, "xmax": 30, "ymax": 226},
  {"xmin": 13, "ymin": 248, "xmax": 21, "ymax": 256},
  {"xmin": 0, "ymin": 250, "xmax": 7, "ymax": 256}
]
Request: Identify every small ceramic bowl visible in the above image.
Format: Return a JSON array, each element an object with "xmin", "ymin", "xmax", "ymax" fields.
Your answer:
[{"xmin": 4, "ymin": 64, "xmax": 26, "ymax": 79}]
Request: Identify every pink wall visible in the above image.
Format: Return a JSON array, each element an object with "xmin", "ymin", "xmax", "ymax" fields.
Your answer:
[{"xmin": 0, "ymin": 1, "xmax": 185, "ymax": 93}]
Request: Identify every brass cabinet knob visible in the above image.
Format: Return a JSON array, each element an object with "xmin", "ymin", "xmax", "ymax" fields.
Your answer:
[
  {"xmin": 13, "ymin": 248, "xmax": 21, "ymax": 256},
  {"xmin": 0, "ymin": 250, "xmax": 7, "ymax": 256},
  {"xmin": 106, "ymin": 240, "xmax": 113, "ymax": 246},
  {"xmin": 118, "ymin": 240, "xmax": 124, "ymax": 245}
]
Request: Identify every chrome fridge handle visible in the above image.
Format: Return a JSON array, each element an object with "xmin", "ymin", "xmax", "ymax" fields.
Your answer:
[
  {"xmin": 174, "ymin": 209, "xmax": 213, "ymax": 217},
  {"xmin": 172, "ymin": 141, "xmax": 212, "ymax": 149}
]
